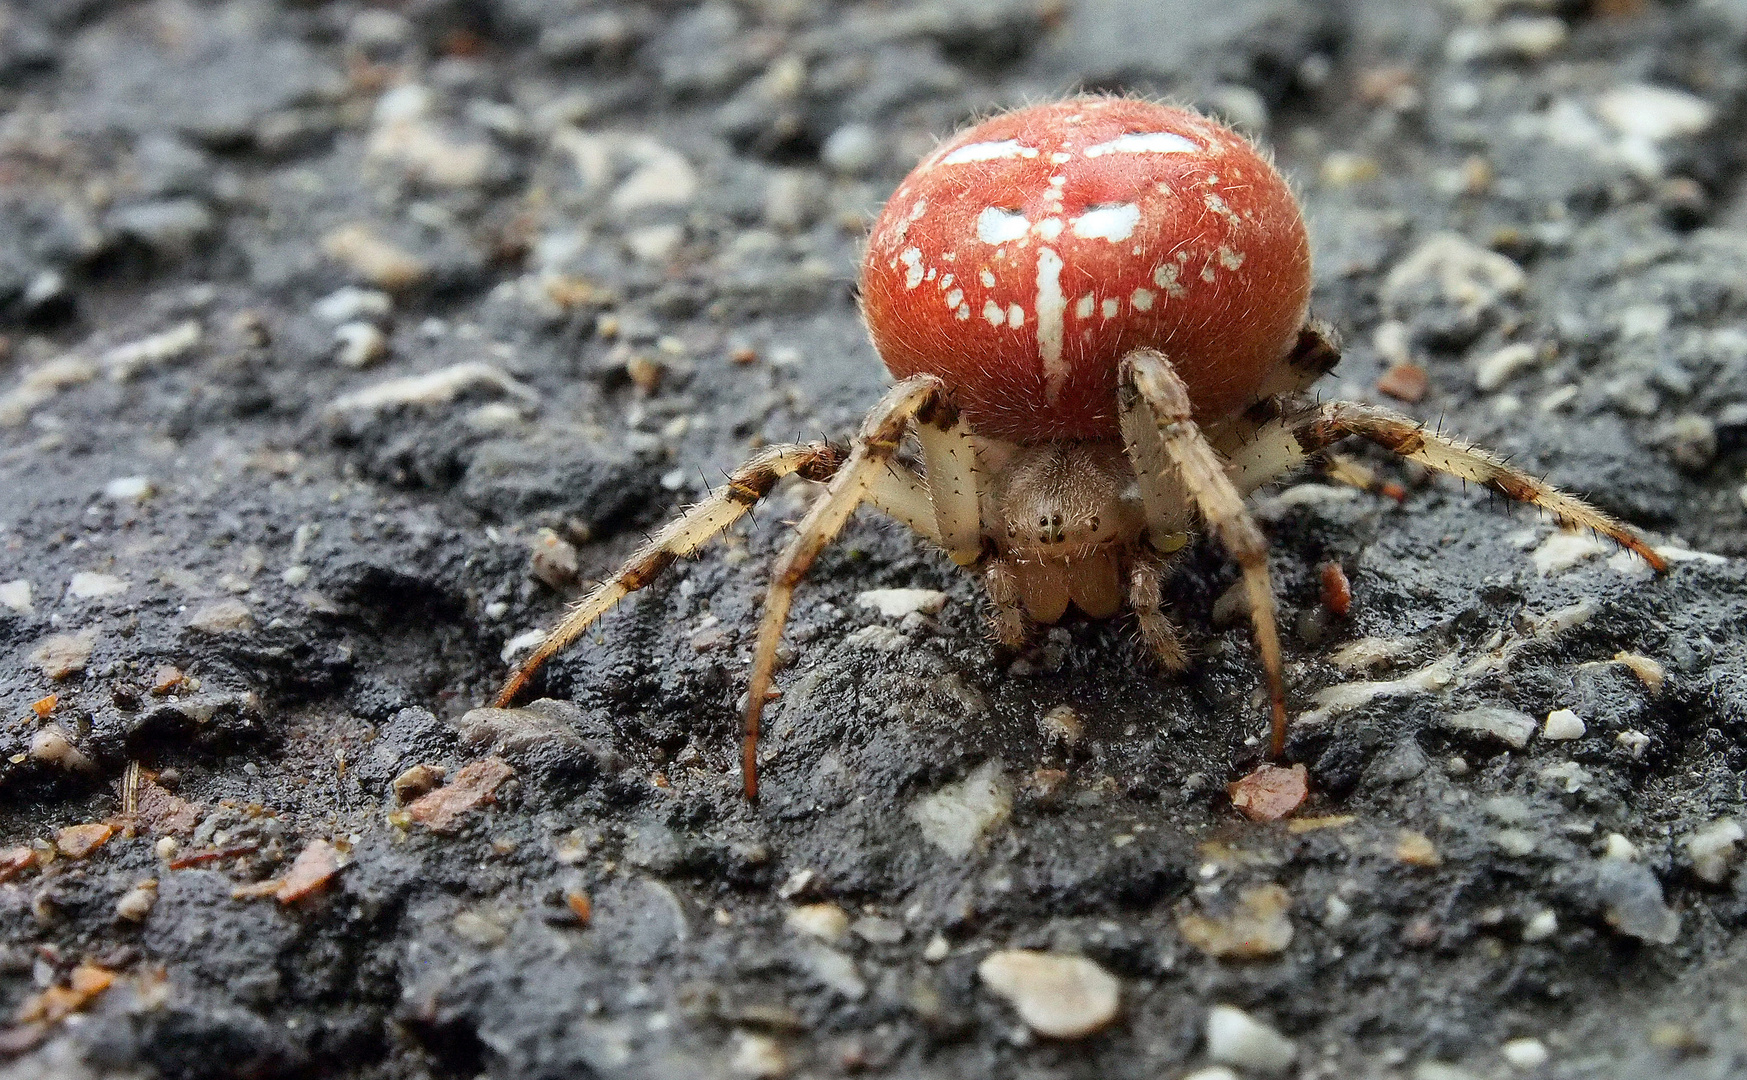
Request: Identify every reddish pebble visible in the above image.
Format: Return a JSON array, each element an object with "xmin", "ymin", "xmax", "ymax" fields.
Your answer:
[
  {"xmin": 1228, "ymin": 763, "xmax": 1310, "ymax": 822},
  {"xmin": 277, "ymin": 839, "xmax": 342, "ymax": 903},
  {"xmin": 1319, "ymin": 563, "xmax": 1352, "ymax": 616},
  {"xmin": 151, "ymin": 664, "xmax": 185, "ymax": 695},
  {"xmin": 1376, "ymin": 361, "xmax": 1429, "ymax": 403},
  {"xmin": 406, "ymin": 757, "xmax": 516, "ymax": 833},
  {"xmin": 0, "ymin": 846, "xmax": 37, "ymax": 884},
  {"xmin": 56, "ymin": 822, "xmax": 114, "ymax": 859},
  {"xmin": 566, "ymin": 891, "xmax": 593, "ymax": 925}
]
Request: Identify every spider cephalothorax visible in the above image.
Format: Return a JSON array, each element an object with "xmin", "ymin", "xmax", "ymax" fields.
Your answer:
[{"xmin": 496, "ymin": 97, "xmax": 1665, "ymax": 799}]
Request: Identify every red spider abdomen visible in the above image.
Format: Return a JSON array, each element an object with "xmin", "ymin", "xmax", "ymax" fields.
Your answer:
[{"xmin": 861, "ymin": 98, "xmax": 1311, "ymax": 443}]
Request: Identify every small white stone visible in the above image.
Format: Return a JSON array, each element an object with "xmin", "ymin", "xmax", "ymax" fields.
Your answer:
[
  {"xmin": 1595, "ymin": 84, "xmax": 1715, "ymax": 142},
  {"xmin": 1521, "ymin": 909, "xmax": 1558, "ymax": 942},
  {"xmin": 500, "ymin": 628, "xmax": 546, "ymax": 662},
  {"xmin": 1616, "ymin": 730, "xmax": 1651, "ymax": 759},
  {"xmin": 821, "ymin": 123, "xmax": 884, "ymax": 175},
  {"xmin": 1530, "ymin": 530, "xmax": 1610, "ymax": 574},
  {"xmin": 68, "ymin": 572, "xmax": 128, "ymax": 599},
  {"xmin": 730, "ymin": 1033, "xmax": 788, "ymax": 1078},
  {"xmin": 978, "ymin": 950, "xmax": 1121, "ymax": 1039},
  {"xmin": 103, "ymin": 476, "xmax": 155, "ymax": 501},
  {"xmin": 1206, "ymin": 1005, "xmax": 1297, "ymax": 1074},
  {"xmin": 1603, "ymin": 833, "xmax": 1639, "ymax": 860},
  {"xmin": 1684, "ymin": 819, "xmax": 1744, "ymax": 884},
  {"xmin": 115, "ymin": 880, "xmax": 158, "ymax": 922},
  {"xmin": 1501, "ymin": 1037, "xmax": 1549, "ymax": 1068},
  {"xmin": 1473, "ymin": 342, "xmax": 1540, "ymax": 391},
  {"xmin": 855, "ymin": 588, "xmax": 948, "ymax": 619},
  {"xmin": 187, "ymin": 599, "xmax": 255, "ymax": 634},
  {"xmin": 1443, "ymin": 706, "xmax": 1535, "ymax": 749},
  {"xmin": 0, "ymin": 579, "xmax": 34, "ymax": 613},
  {"xmin": 923, "ymin": 934, "xmax": 950, "ymax": 962},
  {"xmin": 312, "ymin": 286, "xmax": 392, "ymax": 323},
  {"xmin": 909, "ymin": 760, "xmax": 1011, "ymax": 858},
  {"xmin": 334, "ymin": 322, "xmax": 390, "ymax": 368},
  {"xmin": 785, "ymin": 903, "xmax": 850, "ymax": 944},
  {"xmin": 30, "ymin": 727, "xmax": 95, "ymax": 771},
  {"xmin": 1182, "ymin": 1069, "xmax": 1240, "ymax": 1080},
  {"xmin": 1543, "ymin": 709, "xmax": 1586, "ymax": 740}
]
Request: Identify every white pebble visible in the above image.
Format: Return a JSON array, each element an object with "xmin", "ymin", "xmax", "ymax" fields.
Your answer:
[
  {"xmin": 785, "ymin": 903, "xmax": 849, "ymax": 944},
  {"xmin": 730, "ymin": 1033, "xmax": 788, "ymax": 1078},
  {"xmin": 909, "ymin": 760, "xmax": 1011, "ymax": 858},
  {"xmin": 68, "ymin": 572, "xmax": 128, "ymax": 599},
  {"xmin": 0, "ymin": 579, "xmax": 34, "ymax": 613},
  {"xmin": 115, "ymin": 880, "xmax": 158, "ymax": 922},
  {"xmin": 923, "ymin": 934, "xmax": 949, "ymax": 962},
  {"xmin": 103, "ymin": 476, "xmax": 155, "ymax": 501},
  {"xmin": 1182, "ymin": 1070, "xmax": 1240, "ymax": 1080},
  {"xmin": 1474, "ymin": 342, "xmax": 1540, "ymax": 391},
  {"xmin": 821, "ymin": 124, "xmax": 884, "ymax": 175},
  {"xmin": 1595, "ymin": 84, "xmax": 1715, "ymax": 142},
  {"xmin": 1443, "ymin": 706, "xmax": 1535, "ymax": 749},
  {"xmin": 1206, "ymin": 1005, "xmax": 1297, "ymax": 1074},
  {"xmin": 1543, "ymin": 709, "xmax": 1586, "ymax": 740},
  {"xmin": 1684, "ymin": 819, "xmax": 1744, "ymax": 884},
  {"xmin": 1616, "ymin": 730, "xmax": 1651, "ymax": 759},
  {"xmin": 1501, "ymin": 1037, "xmax": 1549, "ymax": 1068},
  {"xmin": 334, "ymin": 322, "xmax": 390, "ymax": 368},
  {"xmin": 1604, "ymin": 833, "xmax": 1639, "ymax": 860},
  {"xmin": 1521, "ymin": 909, "xmax": 1558, "ymax": 942},
  {"xmin": 312, "ymin": 286, "xmax": 392, "ymax": 323},
  {"xmin": 978, "ymin": 950, "xmax": 1121, "ymax": 1039},
  {"xmin": 856, "ymin": 588, "xmax": 948, "ymax": 619},
  {"xmin": 30, "ymin": 727, "xmax": 95, "ymax": 772}
]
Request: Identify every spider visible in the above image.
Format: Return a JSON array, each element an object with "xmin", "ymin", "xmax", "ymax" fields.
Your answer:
[{"xmin": 495, "ymin": 97, "xmax": 1666, "ymax": 799}]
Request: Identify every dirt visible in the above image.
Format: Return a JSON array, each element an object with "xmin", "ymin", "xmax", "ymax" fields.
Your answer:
[{"xmin": 2, "ymin": 1, "xmax": 1746, "ymax": 1078}]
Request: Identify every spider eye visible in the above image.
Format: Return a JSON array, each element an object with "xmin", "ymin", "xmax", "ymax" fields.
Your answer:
[{"xmin": 1089, "ymin": 515, "xmax": 1100, "ymax": 531}]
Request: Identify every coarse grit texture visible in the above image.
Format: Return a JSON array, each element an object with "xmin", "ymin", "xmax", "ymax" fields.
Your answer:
[{"xmin": 0, "ymin": 1, "xmax": 1745, "ymax": 1079}]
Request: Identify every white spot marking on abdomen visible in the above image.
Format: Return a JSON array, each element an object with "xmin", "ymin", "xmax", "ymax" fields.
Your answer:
[
  {"xmin": 976, "ymin": 207, "xmax": 1030, "ymax": 245},
  {"xmin": 900, "ymin": 247, "xmax": 925, "ymax": 289},
  {"xmin": 1070, "ymin": 203, "xmax": 1141, "ymax": 242},
  {"xmin": 983, "ymin": 300, "xmax": 1007, "ymax": 327},
  {"xmin": 1084, "ymin": 131, "xmax": 1200, "ymax": 157},
  {"xmin": 942, "ymin": 139, "xmax": 1039, "ymax": 165},
  {"xmin": 1035, "ymin": 247, "xmax": 1067, "ymax": 403}
]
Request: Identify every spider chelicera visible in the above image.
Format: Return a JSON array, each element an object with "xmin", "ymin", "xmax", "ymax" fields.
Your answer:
[{"xmin": 495, "ymin": 96, "xmax": 1665, "ymax": 799}]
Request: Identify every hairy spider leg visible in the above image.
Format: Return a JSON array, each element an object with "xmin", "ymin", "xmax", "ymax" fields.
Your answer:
[
  {"xmin": 741, "ymin": 375, "xmax": 960, "ymax": 799},
  {"xmin": 1120, "ymin": 349, "xmax": 1291, "ymax": 757},
  {"xmin": 1225, "ymin": 400, "xmax": 1669, "ymax": 572},
  {"xmin": 493, "ymin": 441, "xmax": 847, "ymax": 708},
  {"xmin": 1128, "ymin": 549, "xmax": 1189, "ymax": 671}
]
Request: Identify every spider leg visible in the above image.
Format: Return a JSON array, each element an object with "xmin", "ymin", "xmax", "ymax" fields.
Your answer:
[
  {"xmin": 493, "ymin": 441, "xmax": 847, "ymax": 708},
  {"xmin": 983, "ymin": 559, "xmax": 1030, "ymax": 648},
  {"xmin": 1128, "ymin": 550, "xmax": 1188, "ymax": 671},
  {"xmin": 1227, "ymin": 399, "xmax": 1668, "ymax": 571},
  {"xmin": 1119, "ymin": 348, "xmax": 1291, "ymax": 756},
  {"xmin": 742, "ymin": 375, "xmax": 954, "ymax": 799}
]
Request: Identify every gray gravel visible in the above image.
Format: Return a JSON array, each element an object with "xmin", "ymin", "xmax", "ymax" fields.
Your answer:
[{"xmin": 2, "ymin": 1, "xmax": 1746, "ymax": 1078}]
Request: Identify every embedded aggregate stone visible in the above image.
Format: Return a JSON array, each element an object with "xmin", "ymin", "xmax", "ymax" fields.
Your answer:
[{"xmin": 1, "ymin": 1, "xmax": 1746, "ymax": 1078}]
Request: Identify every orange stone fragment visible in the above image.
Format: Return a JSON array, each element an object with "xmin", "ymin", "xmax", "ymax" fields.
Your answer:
[
  {"xmin": 30, "ymin": 694, "xmax": 57, "ymax": 718},
  {"xmin": 566, "ymin": 891, "xmax": 592, "ymax": 925},
  {"xmin": 0, "ymin": 846, "xmax": 37, "ymax": 884},
  {"xmin": 1228, "ymin": 764, "xmax": 1310, "ymax": 822},
  {"xmin": 151, "ymin": 664, "xmax": 186, "ymax": 695},
  {"xmin": 405, "ymin": 757, "xmax": 515, "ymax": 833},
  {"xmin": 13, "ymin": 963, "xmax": 113, "ymax": 1024},
  {"xmin": 56, "ymin": 823, "xmax": 114, "ymax": 859},
  {"xmin": 1376, "ymin": 361, "xmax": 1429, "ymax": 403},
  {"xmin": 276, "ymin": 839, "xmax": 342, "ymax": 903}
]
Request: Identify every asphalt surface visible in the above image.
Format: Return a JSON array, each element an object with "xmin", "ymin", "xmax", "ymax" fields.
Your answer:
[{"xmin": 1, "ymin": 1, "xmax": 1746, "ymax": 1078}]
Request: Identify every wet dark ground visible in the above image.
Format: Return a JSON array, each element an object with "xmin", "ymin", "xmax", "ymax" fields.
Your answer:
[{"xmin": 2, "ymin": 1, "xmax": 1747, "ymax": 1078}]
